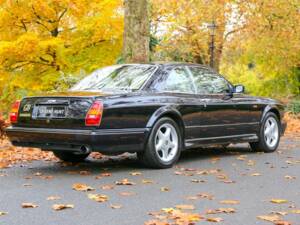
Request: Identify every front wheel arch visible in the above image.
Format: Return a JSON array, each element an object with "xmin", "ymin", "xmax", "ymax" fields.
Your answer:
[{"xmin": 261, "ymin": 105, "xmax": 281, "ymax": 123}]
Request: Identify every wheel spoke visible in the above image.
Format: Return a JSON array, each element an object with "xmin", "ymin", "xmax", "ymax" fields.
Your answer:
[
  {"xmin": 164, "ymin": 127, "xmax": 171, "ymax": 140},
  {"xmin": 155, "ymin": 139, "xmax": 164, "ymax": 150},
  {"xmin": 158, "ymin": 130, "xmax": 165, "ymax": 140}
]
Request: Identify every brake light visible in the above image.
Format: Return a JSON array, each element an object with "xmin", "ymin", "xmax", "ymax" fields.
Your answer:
[
  {"xmin": 85, "ymin": 101, "xmax": 103, "ymax": 126},
  {"xmin": 9, "ymin": 100, "xmax": 21, "ymax": 124}
]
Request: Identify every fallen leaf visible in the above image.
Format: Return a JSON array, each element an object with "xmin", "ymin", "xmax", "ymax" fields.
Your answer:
[
  {"xmin": 144, "ymin": 220, "xmax": 169, "ymax": 225},
  {"xmin": 130, "ymin": 172, "xmax": 142, "ymax": 176},
  {"xmin": 142, "ymin": 179, "xmax": 154, "ymax": 184},
  {"xmin": 251, "ymin": 173, "xmax": 262, "ymax": 176},
  {"xmin": 175, "ymin": 205, "xmax": 195, "ymax": 210},
  {"xmin": 191, "ymin": 179, "xmax": 206, "ymax": 183},
  {"xmin": 87, "ymin": 194, "xmax": 109, "ymax": 202},
  {"xmin": 79, "ymin": 170, "xmax": 91, "ymax": 176},
  {"xmin": 271, "ymin": 211, "xmax": 288, "ymax": 216},
  {"xmin": 115, "ymin": 179, "xmax": 135, "ymax": 185},
  {"xmin": 274, "ymin": 221, "xmax": 292, "ymax": 225},
  {"xmin": 47, "ymin": 196, "xmax": 61, "ymax": 201},
  {"xmin": 160, "ymin": 187, "xmax": 170, "ymax": 192},
  {"xmin": 285, "ymin": 175, "xmax": 296, "ymax": 180},
  {"xmin": 161, "ymin": 208, "xmax": 174, "ymax": 213},
  {"xmin": 219, "ymin": 200, "xmax": 240, "ymax": 205},
  {"xmin": 21, "ymin": 203, "xmax": 38, "ymax": 208},
  {"xmin": 206, "ymin": 217, "xmax": 224, "ymax": 222},
  {"xmin": 270, "ymin": 199, "xmax": 288, "ymax": 204},
  {"xmin": 257, "ymin": 215, "xmax": 281, "ymax": 222},
  {"xmin": 290, "ymin": 209, "xmax": 300, "ymax": 214},
  {"xmin": 0, "ymin": 212, "xmax": 7, "ymax": 216},
  {"xmin": 52, "ymin": 204, "xmax": 74, "ymax": 211},
  {"xmin": 247, "ymin": 160, "xmax": 255, "ymax": 166},
  {"xmin": 110, "ymin": 204, "xmax": 122, "ymax": 209},
  {"xmin": 237, "ymin": 155, "xmax": 247, "ymax": 161},
  {"xmin": 101, "ymin": 185, "xmax": 114, "ymax": 190},
  {"xmin": 218, "ymin": 208, "xmax": 236, "ymax": 213},
  {"xmin": 119, "ymin": 192, "xmax": 136, "ymax": 196},
  {"xmin": 186, "ymin": 196, "xmax": 198, "ymax": 201},
  {"xmin": 197, "ymin": 193, "xmax": 214, "ymax": 200},
  {"xmin": 222, "ymin": 180, "xmax": 235, "ymax": 184},
  {"xmin": 34, "ymin": 172, "xmax": 42, "ymax": 176},
  {"xmin": 72, "ymin": 183, "xmax": 95, "ymax": 192},
  {"xmin": 101, "ymin": 173, "xmax": 112, "ymax": 177}
]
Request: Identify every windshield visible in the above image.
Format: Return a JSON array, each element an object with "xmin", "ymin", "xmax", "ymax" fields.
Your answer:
[{"xmin": 71, "ymin": 65, "xmax": 157, "ymax": 91}]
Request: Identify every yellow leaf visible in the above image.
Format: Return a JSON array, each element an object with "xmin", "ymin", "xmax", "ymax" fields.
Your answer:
[
  {"xmin": 0, "ymin": 212, "xmax": 7, "ymax": 216},
  {"xmin": 52, "ymin": 204, "xmax": 74, "ymax": 211},
  {"xmin": 219, "ymin": 200, "xmax": 240, "ymax": 205},
  {"xmin": 270, "ymin": 199, "xmax": 288, "ymax": 204},
  {"xmin": 21, "ymin": 203, "xmax": 38, "ymax": 208},
  {"xmin": 257, "ymin": 215, "xmax": 281, "ymax": 222},
  {"xmin": 88, "ymin": 194, "xmax": 109, "ymax": 203},
  {"xmin": 206, "ymin": 217, "xmax": 224, "ymax": 222},
  {"xmin": 175, "ymin": 205, "xmax": 195, "ymax": 210},
  {"xmin": 72, "ymin": 183, "xmax": 95, "ymax": 192}
]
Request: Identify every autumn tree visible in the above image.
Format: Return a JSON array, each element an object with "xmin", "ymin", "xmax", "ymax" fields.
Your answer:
[
  {"xmin": 0, "ymin": 0, "xmax": 123, "ymax": 112},
  {"xmin": 150, "ymin": 0, "xmax": 245, "ymax": 71},
  {"xmin": 123, "ymin": 0, "xmax": 150, "ymax": 63}
]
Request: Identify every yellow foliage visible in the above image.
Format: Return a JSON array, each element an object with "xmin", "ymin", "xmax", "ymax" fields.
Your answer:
[{"xmin": 0, "ymin": 0, "xmax": 124, "ymax": 112}]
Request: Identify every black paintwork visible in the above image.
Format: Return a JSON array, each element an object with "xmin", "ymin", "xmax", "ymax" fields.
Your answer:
[{"xmin": 6, "ymin": 62, "xmax": 286, "ymax": 154}]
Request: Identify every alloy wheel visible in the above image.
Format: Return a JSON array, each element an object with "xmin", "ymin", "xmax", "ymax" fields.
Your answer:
[
  {"xmin": 154, "ymin": 123, "xmax": 179, "ymax": 163},
  {"xmin": 264, "ymin": 117, "xmax": 279, "ymax": 148}
]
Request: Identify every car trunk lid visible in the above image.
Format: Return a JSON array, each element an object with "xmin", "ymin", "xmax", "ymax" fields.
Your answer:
[{"xmin": 16, "ymin": 91, "xmax": 109, "ymax": 129}]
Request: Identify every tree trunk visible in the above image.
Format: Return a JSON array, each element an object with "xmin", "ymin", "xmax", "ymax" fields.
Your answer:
[{"xmin": 123, "ymin": 0, "xmax": 150, "ymax": 63}]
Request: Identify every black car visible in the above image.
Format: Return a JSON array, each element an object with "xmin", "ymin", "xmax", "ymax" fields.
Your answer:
[{"xmin": 6, "ymin": 63, "xmax": 286, "ymax": 168}]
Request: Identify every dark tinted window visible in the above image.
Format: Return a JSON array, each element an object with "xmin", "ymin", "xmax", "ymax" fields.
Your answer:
[
  {"xmin": 160, "ymin": 67, "xmax": 195, "ymax": 93},
  {"xmin": 189, "ymin": 67, "xmax": 230, "ymax": 94}
]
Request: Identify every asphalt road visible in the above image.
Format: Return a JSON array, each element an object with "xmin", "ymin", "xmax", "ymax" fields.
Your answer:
[{"xmin": 1, "ymin": 137, "xmax": 300, "ymax": 225}]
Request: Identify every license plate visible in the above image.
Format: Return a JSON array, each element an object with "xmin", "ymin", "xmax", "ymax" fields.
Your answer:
[{"xmin": 35, "ymin": 106, "xmax": 67, "ymax": 118}]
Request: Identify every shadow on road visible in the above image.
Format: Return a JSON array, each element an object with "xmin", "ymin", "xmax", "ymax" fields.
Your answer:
[{"xmin": 25, "ymin": 144, "xmax": 256, "ymax": 176}]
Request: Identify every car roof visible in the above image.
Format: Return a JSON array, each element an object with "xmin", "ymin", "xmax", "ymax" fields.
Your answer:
[{"xmin": 119, "ymin": 62, "xmax": 213, "ymax": 69}]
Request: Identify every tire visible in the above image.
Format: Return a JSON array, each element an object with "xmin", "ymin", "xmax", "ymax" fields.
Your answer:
[
  {"xmin": 138, "ymin": 117, "xmax": 182, "ymax": 169},
  {"xmin": 250, "ymin": 112, "xmax": 280, "ymax": 153},
  {"xmin": 53, "ymin": 151, "xmax": 90, "ymax": 162}
]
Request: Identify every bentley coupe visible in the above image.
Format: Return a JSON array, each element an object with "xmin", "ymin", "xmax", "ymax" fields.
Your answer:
[{"xmin": 6, "ymin": 63, "xmax": 286, "ymax": 168}]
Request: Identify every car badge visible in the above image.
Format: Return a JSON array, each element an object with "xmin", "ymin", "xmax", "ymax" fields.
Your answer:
[{"xmin": 23, "ymin": 104, "xmax": 31, "ymax": 112}]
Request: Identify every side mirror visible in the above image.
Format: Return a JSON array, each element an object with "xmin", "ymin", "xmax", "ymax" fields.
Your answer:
[{"xmin": 234, "ymin": 85, "xmax": 245, "ymax": 94}]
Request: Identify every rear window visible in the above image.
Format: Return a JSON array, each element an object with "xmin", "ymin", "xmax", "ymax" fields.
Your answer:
[{"xmin": 71, "ymin": 65, "xmax": 157, "ymax": 92}]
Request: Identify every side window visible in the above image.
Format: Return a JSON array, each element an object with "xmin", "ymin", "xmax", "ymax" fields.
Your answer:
[
  {"xmin": 161, "ymin": 67, "xmax": 195, "ymax": 93},
  {"xmin": 189, "ymin": 67, "xmax": 230, "ymax": 94}
]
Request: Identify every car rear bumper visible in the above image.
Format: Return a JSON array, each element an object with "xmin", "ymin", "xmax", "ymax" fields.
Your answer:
[{"xmin": 6, "ymin": 126, "xmax": 150, "ymax": 154}]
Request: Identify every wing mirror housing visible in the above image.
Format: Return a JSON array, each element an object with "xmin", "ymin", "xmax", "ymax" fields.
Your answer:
[{"xmin": 234, "ymin": 85, "xmax": 245, "ymax": 94}]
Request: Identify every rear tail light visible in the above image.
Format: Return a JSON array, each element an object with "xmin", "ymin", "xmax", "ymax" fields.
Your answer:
[
  {"xmin": 9, "ymin": 100, "xmax": 21, "ymax": 124},
  {"xmin": 85, "ymin": 101, "xmax": 103, "ymax": 126}
]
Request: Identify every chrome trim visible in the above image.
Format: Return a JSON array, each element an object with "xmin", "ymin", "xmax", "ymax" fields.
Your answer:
[
  {"xmin": 6, "ymin": 127, "xmax": 149, "ymax": 136},
  {"xmin": 186, "ymin": 134, "xmax": 258, "ymax": 142},
  {"xmin": 139, "ymin": 65, "xmax": 160, "ymax": 90},
  {"xmin": 185, "ymin": 122, "xmax": 260, "ymax": 129}
]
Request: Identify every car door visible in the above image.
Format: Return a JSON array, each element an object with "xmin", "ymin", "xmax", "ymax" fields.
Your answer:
[
  {"xmin": 230, "ymin": 93, "xmax": 263, "ymax": 135},
  {"xmin": 152, "ymin": 66, "xmax": 207, "ymax": 143},
  {"xmin": 186, "ymin": 66, "xmax": 239, "ymax": 142}
]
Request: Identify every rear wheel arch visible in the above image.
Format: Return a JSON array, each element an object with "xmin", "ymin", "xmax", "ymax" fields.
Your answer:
[{"xmin": 146, "ymin": 107, "xmax": 185, "ymax": 146}]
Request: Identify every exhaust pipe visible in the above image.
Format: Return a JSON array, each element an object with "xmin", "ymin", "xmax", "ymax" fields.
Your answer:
[{"xmin": 79, "ymin": 145, "xmax": 91, "ymax": 154}]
